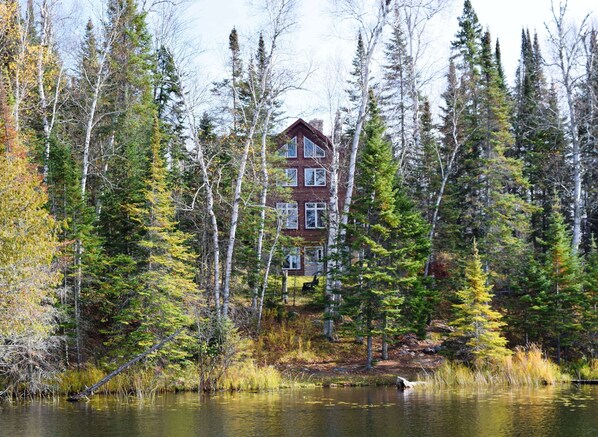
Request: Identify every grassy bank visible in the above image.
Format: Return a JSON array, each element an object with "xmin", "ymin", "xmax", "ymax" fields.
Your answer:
[
  {"xmin": 420, "ymin": 345, "xmax": 570, "ymax": 387},
  {"xmin": 57, "ymin": 362, "xmax": 292, "ymax": 397}
]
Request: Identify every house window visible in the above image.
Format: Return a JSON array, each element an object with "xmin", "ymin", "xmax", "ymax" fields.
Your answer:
[
  {"xmin": 277, "ymin": 168, "xmax": 297, "ymax": 186},
  {"xmin": 279, "ymin": 136, "xmax": 297, "ymax": 158},
  {"xmin": 305, "ymin": 202, "xmax": 326, "ymax": 229},
  {"xmin": 304, "ymin": 168, "xmax": 326, "ymax": 186},
  {"xmin": 304, "ymin": 137, "xmax": 325, "ymax": 158},
  {"xmin": 283, "ymin": 248, "xmax": 300, "ymax": 270},
  {"xmin": 304, "ymin": 246, "xmax": 324, "ymax": 264},
  {"xmin": 277, "ymin": 202, "xmax": 298, "ymax": 229}
]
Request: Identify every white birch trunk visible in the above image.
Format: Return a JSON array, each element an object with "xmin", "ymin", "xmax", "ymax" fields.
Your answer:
[
  {"xmin": 182, "ymin": 95, "xmax": 222, "ymax": 314},
  {"xmin": 253, "ymin": 107, "xmax": 274, "ymax": 310},
  {"xmin": 221, "ymin": 0, "xmax": 294, "ymax": 319},
  {"xmin": 546, "ymin": 4, "xmax": 590, "ymax": 252},
  {"xmin": 340, "ymin": 1, "xmax": 390, "ymax": 232},
  {"xmin": 257, "ymin": 214, "xmax": 283, "ymax": 331},
  {"xmin": 324, "ymin": 112, "xmax": 342, "ymax": 339},
  {"xmin": 37, "ymin": 0, "xmax": 52, "ymax": 182},
  {"xmin": 425, "ymin": 109, "xmax": 464, "ymax": 276}
]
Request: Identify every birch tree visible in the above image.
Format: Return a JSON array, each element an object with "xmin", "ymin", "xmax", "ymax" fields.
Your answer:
[
  {"xmin": 544, "ymin": 0, "xmax": 591, "ymax": 252},
  {"xmin": 35, "ymin": 0, "xmax": 64, "ymax": 182},
  {"xmin": 221, "ymin": 0, "xmax": 296, "ymax": 319},
  {"xmin": 323, "ymin": 0, "xmax": 391, "ymax": 340}
]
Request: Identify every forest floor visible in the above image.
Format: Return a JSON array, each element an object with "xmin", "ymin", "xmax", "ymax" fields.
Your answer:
[
  {"xmin": 277, "ymin": 333, "xmax": 446, "ymax": 385},
  {"xmin": 257, "ymin": 292, "xmax": 448, "ymax": 385}
]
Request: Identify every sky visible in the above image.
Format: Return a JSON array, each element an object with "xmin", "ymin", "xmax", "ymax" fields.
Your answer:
[
  {"xmin": 184, "ymin": 0, "xmax": 595, "ymax": 133},
  {"xmin": 65, "ymin": 0, "xmax": 596, "ymax": 133}
]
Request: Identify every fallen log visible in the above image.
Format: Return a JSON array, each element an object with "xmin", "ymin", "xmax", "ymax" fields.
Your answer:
[
  {"xmin": 396, "ymin": 376, "xmax": 426, "ymax": 390},
  {"xmin": 67, "ymin": 329, "xmax": 183, "ymax": 402},
  {"xmin": 396, "ymin": 376, "xmax": 414, "ymax": 389}
]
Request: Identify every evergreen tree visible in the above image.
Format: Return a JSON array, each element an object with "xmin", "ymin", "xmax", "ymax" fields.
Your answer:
[
  {"xmin": 343, "ymin": 31, "xmax": 367, "ymax": 135},
  {"xmin": 513, "ymin": 30, "xmax": 566, "ymax": 249},
  {"xmin": 381, "ymin": 11, "xmax": 418, "ymax": 178},
  {"xmin": 583, "ymin": 239, "xmax": 598, "ymax": 358},
  {"xmin": 110, "ymin": 119, "xmax": 199, "ymax": 361},
  {"xmin": 578, "ymin": 30, "xmax": 598, "ymax": 251},
  {"xmin": 342, "ymin": 93, "xmax": 429, "ymax": 368},
  {"xmin": 478, "ymin": 30, "xmax": 530, "ymax": 286},
  {"xmin": 535, "ymin": 207, "xmax": 584, "ymax": 363},
  {"xmin": 450, "ymin": 242, "xmax": 510, "ymax": 364}
]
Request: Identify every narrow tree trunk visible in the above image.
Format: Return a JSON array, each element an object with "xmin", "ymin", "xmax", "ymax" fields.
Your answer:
[
  {"xmin": 74, "ymin": 239, "xmax": 82, "ymax": 367},
  {"xmin": 253, "ymin": 107, "xmax": 274, "ymax": 309},
  {"xmin": 325, "ymin": 112, "xmax": 342, "ymax": 340},
  {"xmin": 180, "ymin": 78, "xmax": 221, "ymax": 317},
  {"xmin": 366, "ymin": 328, "xmax": 373, "ymax": 370},
  {"xmin": 257, "ymin": 217, "xmax": 282, "ymax": 331},
  {"xmin": 381, "ymin": 315, "xmax": 388, "ymax": 360},
  {"xmin": 281, "ymin": 269, "xmax": 288, "ymax": 305},
  {"xmin": 425, "ymin": 101, "xmax": 464, "ymax": 276},
  {"xmin": 37, "ymin": 0, "xmax": 52, "ymax": 182},
  {"xmin": 222, "ymin": 119, "xmax": 260, "ymax": 318}
]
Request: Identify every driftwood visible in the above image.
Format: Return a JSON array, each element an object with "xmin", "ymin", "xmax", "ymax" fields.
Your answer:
[
  {"xmin": 396, "ymin": 376, "xmax": 426, "ymax": 390},
  {"xmin": 571, "ymin": 380, "xmax": 598, "ymax": 385},
  {"xmin": 67, "ymin": 330, "xmax": 183, "ymax": 402}
]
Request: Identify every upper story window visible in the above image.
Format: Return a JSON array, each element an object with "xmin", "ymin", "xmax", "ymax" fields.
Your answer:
[
  {"xmin": 305, "ymin": 202, "xmax": 326, "ymax": 229},
  {"xmin": 277, "ymin": 202, "xmax": 298, "ymax": 229},
  {"xmin": 304, "ymin": 137, "xmax": 325, "ymax": 158},
  {"xmin": 277, "ymin": 168, "xmax": 297, "ymax": 186},
  {"xmin": 279, "ymin": 136, "xmax": 297, "ymax": 158},
  {"xmin": 304, "ymin": 168, "xmax": 326, "ymax": 186}
]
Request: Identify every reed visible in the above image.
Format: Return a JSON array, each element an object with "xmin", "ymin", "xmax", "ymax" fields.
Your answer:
[
  {"xmin": 570, "ymin": 358, "xmax": 598, "ymax": 380},
  {"xmin": 58, "ymin": 365, "xmax": 172, "ymax": 396},
  {"xmin": 422, "ymin": 345, "xmax": 568, "ymax": 387},
  {"xmin": 219, "ymin": 362, "xmax": 282, "ymax": 391}
]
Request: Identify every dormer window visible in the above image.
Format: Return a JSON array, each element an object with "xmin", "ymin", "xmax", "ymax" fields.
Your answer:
[
  {"xmin": 304, "ymin": 137, "xmax": 325, "ymax": 158},
  {"xmin": 279, "ymin": 136, "xmax": 297, "ymax": 158}
]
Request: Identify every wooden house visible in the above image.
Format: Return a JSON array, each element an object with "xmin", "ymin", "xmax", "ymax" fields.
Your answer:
[{"xmin": 275, "ymin": 118, "xmax": 340, "ymax": 276}]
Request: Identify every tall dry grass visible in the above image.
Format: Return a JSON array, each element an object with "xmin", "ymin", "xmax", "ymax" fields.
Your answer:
[{"xmin": 422, "ymin": 345, "xmax": 569, "ymax": 387}]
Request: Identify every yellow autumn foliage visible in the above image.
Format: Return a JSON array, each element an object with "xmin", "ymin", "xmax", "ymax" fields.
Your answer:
[{"xmin": 0, "ymin": 78, "xmax": 59, "ymax": 338}]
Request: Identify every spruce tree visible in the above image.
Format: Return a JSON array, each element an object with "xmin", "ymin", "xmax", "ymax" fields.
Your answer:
[
  {"xmin": 583, "ymin": 239, "xmax": 598, "ymax": 358},
  {"xmin": 536, "ymin": 207, "xmax": 584, "ymax": 363},
  {"xmin": 450, "ymin": 242, "xmax": 510, "ymax": 365},
  {"xmin": 342, "ymin": 93, "xmax": 429, "ymax": 368},
  {"xmin": 112, "ymin": 119, "xmax": 199, "ymax": 362},
  {"xmin": 478, "ymin": 30, "xmax": 530, "ymax": 286},
  {"xmin": 513, "ymin": 30, "xmax": 566, "ymax": 249}
]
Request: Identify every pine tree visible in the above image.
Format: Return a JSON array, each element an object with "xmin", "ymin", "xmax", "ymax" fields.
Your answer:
[
  {"xmin": 477, "ymin": 30, "xmax": 530, "ymax": 286},
  {"xmin": 536, "ymin": 207, "xmax": 584, "ymax": 363},
  {"xmin": 450, "ymin": 242, "xmax": 510, "ymax": 365},
  {"xmin": 513, "ymin": 30, "xmax": 566, "ymax": 249},
  {"xmin": 382, "ymin": 12, "xmax": 418, "ymax": 177},
  {"xmin": 342, "ymin": 93, "xmax": 429, "ymax": 368},
  {"xmin": 112, "ymin": 118, "xmax": 199, "ymax": 361},
  {"xmin": 582, "ymin": 239, "xmax": 598, "ymax": 358}
]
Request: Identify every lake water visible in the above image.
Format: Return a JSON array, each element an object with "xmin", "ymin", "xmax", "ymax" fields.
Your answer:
[{"xmin": 1, "ymin": 385, "xmax": 597, "ymax": 436}]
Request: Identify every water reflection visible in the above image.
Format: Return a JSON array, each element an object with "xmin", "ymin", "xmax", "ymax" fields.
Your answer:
[{"xmin": 1, "ymin": 386, "xmax": 596, "ymax": 436}]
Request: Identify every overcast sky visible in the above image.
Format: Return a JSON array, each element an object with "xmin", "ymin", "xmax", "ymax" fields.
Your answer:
[{"xmin": 184, "ymin": 0, "xmax": 594, "ymax": 132}]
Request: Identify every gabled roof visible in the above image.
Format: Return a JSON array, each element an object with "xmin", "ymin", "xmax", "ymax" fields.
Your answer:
[{"xmin": 282, "ymin": 118, "xmax": 332, "ymax": 147}]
